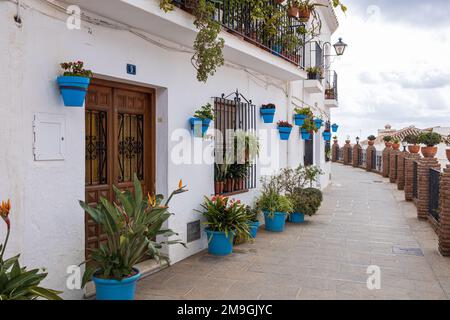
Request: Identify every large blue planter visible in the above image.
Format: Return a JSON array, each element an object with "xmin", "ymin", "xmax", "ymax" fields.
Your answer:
[
  {"xmin": 278, "ymin": 127, "xmax": 292, "ymax": 141},
  {"xmin": 331, "ymin": 124, "xmax": 339, "ymax": 133},
  {"xmin": 260, "ymin": 108, "xmax": 276, "ymax": 124},
  {"xmin": 294, "ymin": 114, "xmax": 307, "ymax": 127},
  {"xmin": 264, "ymin": 211, "xmax": 287, "ymax": 233},
  {"xmin": 57, "ymin": 76, "xmax": 90, "ymax": 107},
  {"xmin": 314, "ymin": 119, "xmax": 324, "ymax": 129},
  {"xmin": 248, "ymin": 221, "xmax": 260, "ymax": 239},
  {"xmin": 93, "ymin": 269, "xmax": 141, "ymax": 300},
  {"xmin": 301, "ymin": 129, "xmax": 311, "ymax": 141},
  {"xmin": 289, "ymin": 212, "xmax": 305, "ymax": 224},
  {"xmin": 323, "ymin": 131, "xmax": 332, "ymax": 141},
  {"xmin": 190, "ymin": 117, "xmax": 211, "ymax": 137},
  {"xmin": 205, "ymin": 229, "xmax": 234, "ymax": 256}
]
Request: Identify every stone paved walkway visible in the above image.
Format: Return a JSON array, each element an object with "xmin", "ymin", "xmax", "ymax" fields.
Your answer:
[{"xmin": 136, "ymin": 163, "xmax": 450, "ymax": 300}]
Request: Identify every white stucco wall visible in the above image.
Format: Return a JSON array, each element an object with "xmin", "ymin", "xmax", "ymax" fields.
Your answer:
[{"xmin": 0, "ymin": 0, "xmax": 336, "ymax": 299}]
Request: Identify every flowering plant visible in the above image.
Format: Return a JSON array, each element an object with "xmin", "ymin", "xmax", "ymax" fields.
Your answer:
[
  {"xmin": 0, "ymin": 199, "xmax": 62, "ymax": 300},
  {"xmin": 60, "ymin": 61, "xmax": 93, "ymax": 78},
  {"xmin": 277, "ymin": 121, "xmax": 293, "ymax": 128},
  {"xmin": 79, "ymin": 174, "xmax": 187, "ymax": 286}
]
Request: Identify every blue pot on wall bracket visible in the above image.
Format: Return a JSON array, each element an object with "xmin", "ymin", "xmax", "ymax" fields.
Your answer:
[
  {"xmin": 57, "ymin": 76, "xmax": 90, "ymax": 107},
  {"xmin": 301, "ymin": 129, "xmax": 311, "ymax": 141},
  {"xmin": 278, "ymin": 126, "xmax": 292, "ymax": 141},
  {"xmin": 294, "ymin": 114, "xmax": 307, "ymax": 126},
  {"xmin": 260, "ymin": 108, "xmax": 276, "ymax": 124},
  {"xmin": 331, "ymin": 123, "xmax": 339, "ymax": 133},
  {"xmin": 323, "ymin": 131, "xmax": 332, "ymax": 141},
  {"xmin": 190, "ymin": 117, "xmax": 211, "ymax": 137},
  {"xmin": 314, "ymin": 118, "xmax": 324, "ymax": 129}
]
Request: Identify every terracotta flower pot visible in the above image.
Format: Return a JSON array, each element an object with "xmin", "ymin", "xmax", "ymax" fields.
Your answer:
[
  {"xmin": 345, "ymin": 140, "xmax": 351, "ymax": 145},
  {"xmin": 287, "ymin": 6, "xmax": 299, "ymax": 18},
  {"xmin": 392, "ymin": 143, "xmax": 400, "ymax": 150},
  {"xmin": 298, "ymin": 7, "xmax": 311, "ymax": 22},
  {"xmin": 214, "ymin": 181, "xmax": 224, "ymax": 195},
  {"xmin": 368, "ymin": 141, "xmax": 375, "ymax": 146},
  {"xmin": 421, "ymin": 146, "xmax": 438, "ymax": 158},
  {"xmin": 234, "ymin": 178, "xmax": 244, "ymax": 191},
  {"xmin": 385, "ymin": 142, "xmax": 392, "ymax": 148},
  {"xmin": 408, "ymin": 145, "xmax": 420, "ymax": 154},
  {"xmin": 447, "ymin": 149, "xmax": 450, "ymax": 162},
  {"xmin": 225, "ymin": 178, "xmax": 234, "ymax": 193}
]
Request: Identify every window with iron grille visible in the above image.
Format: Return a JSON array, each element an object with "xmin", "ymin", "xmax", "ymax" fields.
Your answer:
[{"xmin": 214, "ymin": 91, "xmax": 257, "ymax": 195}]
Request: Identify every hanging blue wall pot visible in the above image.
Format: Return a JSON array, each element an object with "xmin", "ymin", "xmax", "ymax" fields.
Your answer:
[
  {"xmin": 314, "ymin": 119, "xmax": 324, "ymax": 129},
  {"xmin": 205, "ymin": 229, "xmax": 234, "ymax": 256},
  {"xmin": 260, "ymin": 108, "xmax": 276, "ymax": 124},
  {"xmin": 264, "ymin": 211, "xmax": 287, "ymax": 232},
  {"xmin": 190, "ymin": 117, "xmax": 210, "ymax": 137},
  {"xmin": 294, "ymin": 114, "xmax": 307, "ymax": 126},
  {"xmin": 278, "ymin": 126, "xmax": 292, "ymax": 141},
  {"xmin": 301, "ymin": 129, "xmax": 311, "ymax": 141},
  {"xmin": 332, "ymin": 124, "xmax": 339, "ymax": 133},
  {"xmin": 57, "ymin": 76, "xmax": 90, "ymax": 107},
  {"xmin": 93, "ymin": 268, "xmax": 141, "ymax": 300},
  {"xmin": 323, "ymin": 131, "xmax": 332, "ymax": 141}
]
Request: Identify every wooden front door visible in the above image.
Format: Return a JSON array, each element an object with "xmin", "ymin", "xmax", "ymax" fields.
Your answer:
[{"xmin": 84, "ymin": 79, "xmax": 155, "ymax": 259}]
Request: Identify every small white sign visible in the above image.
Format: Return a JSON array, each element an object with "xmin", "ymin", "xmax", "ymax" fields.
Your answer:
[{"xmin": 33, "ymin": 113, "xmax": 66, "ymax": 161}]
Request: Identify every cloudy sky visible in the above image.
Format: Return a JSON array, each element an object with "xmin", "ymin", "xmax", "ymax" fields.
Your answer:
[{"xmin": 331, "ymin": 0, "xmax": 450, "ymax": 142}]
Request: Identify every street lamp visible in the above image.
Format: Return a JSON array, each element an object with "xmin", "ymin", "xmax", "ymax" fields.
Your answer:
[
  {"xmin": 402, "ymin": 140, "xmax": 408, "ymax": 152},
  {"xmin": 333, "ymin": 38, "xmax": 348, "ymax": 56},
  {"xmin": 356, "ymin": 137, "xmax": 360, "ymax": 145}
]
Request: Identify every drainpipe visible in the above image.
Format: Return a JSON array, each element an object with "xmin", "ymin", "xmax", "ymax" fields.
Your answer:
[{"xmin": 286, "ymin": 80, "xmax": 291, "ymax": 169}]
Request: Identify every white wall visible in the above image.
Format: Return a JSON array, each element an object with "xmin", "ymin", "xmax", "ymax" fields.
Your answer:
[{"xmin": 0, "ymin": 0, "xmax": 335, "ymax": 299}]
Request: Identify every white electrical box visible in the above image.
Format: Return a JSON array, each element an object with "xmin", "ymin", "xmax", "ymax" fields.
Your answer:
[{"xmin": 33, "ymin": 113, "xmax": 66, "ymax": 161}]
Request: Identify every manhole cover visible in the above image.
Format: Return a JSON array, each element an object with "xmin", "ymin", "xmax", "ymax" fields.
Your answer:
[{"xmin": 392, "ymin": 246, "xmax": 424, "ymax": 256}]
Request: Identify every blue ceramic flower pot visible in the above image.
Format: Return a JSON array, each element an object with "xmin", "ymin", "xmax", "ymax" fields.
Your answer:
[
  {"xmin": 314, "ymin": 119, "xmax": 324, "ymax": 129},
  {"xmin": 294, "ymin": 114, "xmax": 307, "ymax": 126},
  {"xmin": 190, "ymin": 117, "xmax": 211, "ymax": 137},
  {"xmin": 248, "ymin": 221, "xmax": 260, "ymax": 239},
  {"xmin": 278, "ymin": 127, "xmax": 292, "ymax": 141},
  {"xmin": 57, "ymin": 76, "xmax": 90, "ymax": 107},
  {"xmin": 272, "ymin": 44, "xmax": 282, "ymax": 56},
  {"xmin": 205, "ymin": 229, "xmax": 234, "ymax": 256},
  {"xmin": 323, "ymin": 131, "xmax": 332, "ymax": 141},
  {"xmin": 260, "ymin": 108, "xmax": 276, "ymax": 124},
  {"xmin": 301, "ymin": 129, "xmax": 311, "ymax": 141},
  {"xmin": 93, "ymin": 268, "xmax": 141, "ymax": 300},
  {"xmin": 331, "ymin": 124, "xmax": 339, "ymax": 133},
  {"xmin": 289, "ymin": 212, "xmax": 305, "ymax": 224},
  {"xmin": 264, "ymin": 211, "xmax": 287, "ymax": 233}
]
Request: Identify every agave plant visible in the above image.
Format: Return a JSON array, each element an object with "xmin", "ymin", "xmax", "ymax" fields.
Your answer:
[
  {"xmin": 0, "ymin": 200, "xmax": 62, "ymax": 300},
  {"xmin": 79, "ymin": 174, "xmax": 187, "ymax": 287}
]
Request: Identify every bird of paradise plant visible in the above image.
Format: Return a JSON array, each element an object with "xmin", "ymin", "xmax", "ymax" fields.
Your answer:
[
  {"xmin": 79, "ymin": 174, "xmax": 188, "ymax": 287},
  {"xmin": 0, "ymin": 199, "xmax": 62, "ymax": 300}
]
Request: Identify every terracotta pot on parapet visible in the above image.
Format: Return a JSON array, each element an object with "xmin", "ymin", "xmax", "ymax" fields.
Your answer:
[
  {"xmin": 368, "ymin": 141, "xmax": 375, "ymax": 146},
  {"xmin": 345, "ymin": 140, "xmax": 351, "ymax": 145},
  {"xmin": 408, "ymin": 145, "xmax": 420, "ymax": 154},
  {"xmin": 421, "ymin": 146, "xmax": 438, "ymax": 158},
  {"xmin": 392, "ymin": 143, "xmax": 400, "ymax": 150},
  {"xmin": 385, "ymin": 142, "xmax": 392, "ymax": 148}
]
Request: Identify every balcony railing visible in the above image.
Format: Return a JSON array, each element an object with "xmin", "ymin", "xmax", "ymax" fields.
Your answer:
[
  {"xmin": 325, "ymin": 70, "xmax": 338, "ymax": 101},
  {"xmin": 173, "ymin": 0, "xmax": 305, "ymax": 67}
]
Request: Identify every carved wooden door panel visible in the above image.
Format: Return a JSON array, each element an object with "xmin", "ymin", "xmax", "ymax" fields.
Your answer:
[{"xmin": 84, "ymin": 79, "xmax": 155, "ymax": 260}]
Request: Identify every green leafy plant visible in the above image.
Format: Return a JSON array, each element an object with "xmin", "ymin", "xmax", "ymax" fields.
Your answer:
[
  {"xmin": 234, "ymin": 131, "xmax": 260, "ymax": 163},
  {"xmin": 60, "ymin": 61, "xmax": 93, "ymax": 78},
  {"xmin": 404, "ymin": 134, "xmax": 419, "ymax": 145},
  {"xmin": 257, "ymin": 175, "xmax": 293, "ymax": 216},
  {"xmin": 0, "ymin": 200, "xmax": 62, "ymax": 300},
  {"xmin": 198, "ymin": 196, "xmax": 251, "ymax": 239},
  {"xmin": 301, "ymin": 118, "xmax": 318, "ymax": 133},
  {"xmin": 194, "ymin": 103, "xmax": 215, "ymax": 120},
  {"xmin": 79, "ymin": 174, "xmax": 187, "ymax": 286},
  {"xmin": 215, "ymin": 163, "xmax": 229, "ymax": 182},
  {"xmin": 383, "ymin": 135, "xmax": 393, "ymax": 143},
  {"xmin": 304, "ymin": 165, "xmax": 324, "ymax": 188},
  {"xmin": 288, "ymin": 187, "xmax": 323, "ymax": 216},
  {"xmin": 367, "ymin": 135, "xmax": 376, "ymax": 141},
  {"xmin": 277, "ymin": 165, "xmax": 308, "ymax": 196},
  {"xmin": 418, "ymin": 132, "xmax": 442, "ymax": 147},
  {"xmin": 294, "ymin": 106, "xmax": 313, "ymax": 116},
  {"xmin": 229, "ymin": 163, "xmax": 249, "ymax": 180},
  {"xmin": 306, "ymin": 66, "xmax": 323, "ymax": 79},
  {"xmin": 392, "ymin": 137, "xmax": 400, "ymax": 144}
]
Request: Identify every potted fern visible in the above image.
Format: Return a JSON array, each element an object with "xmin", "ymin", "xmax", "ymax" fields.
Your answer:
[
  {"xmin": 57, "ymin": 61, "xmax": 93, "ymax": 107},
  {"xmin": 79, "ymin": 174, "xmax": 187, "ymax": 300}
]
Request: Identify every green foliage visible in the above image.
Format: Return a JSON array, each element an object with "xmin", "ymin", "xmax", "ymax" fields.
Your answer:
[
  {"xmin": 229, "ymin": 163, "xmax": 249, "ymax": 179},
  {"xmin": 277, "ymin": 165, "xmax": 308, "ymax": 195},
  {"xmin": 418, "ymin": 132, "xmax": 442, "ymax": 147},
  {"xmin": 294, "ymin": 107, "xmax": 313, "ymax": 116},
  {"xmin": 257, "ymin": 175, "xmax": 293, "ymax": 216},
  {"xmin": 404, "ymin": 134, "xmax": 419, "ymax": 145},
  {"xmin": 244, "ymin": 205, "xmax": 260, "ymax": 223},
  {"xmin": 383, "ymin": 135, "xmax": 393, "ymax": 142},
  {"xmin": 194, "ymin": 103, "xmax": 215, "ymax": 120},
  {"xmin": 288, "ymin": 187, "xmax": 323, "ymax": 216},
  {"xmin": 198, "ymin": 196, "xmax": 251, "ymax": 240},
  {"xmin": 60, "ymin": 61, "xmax": 93, "ymax": 78},
  {"xmin": 234, "ymin": 131, "xmax": 260, "ymax": 163},
  {"xmin": 79, "ymin": 174, "xmax": 187, "ymax": 286},
  {"xmin": 304, "ymin": 165, "xmax": 324, "ymax": 188},
  {"xmin": 215, "ymin": 163, "xmax": 229, "ymax": 182},
  {"xmin": 160, "ymin": 0, "xmax": 175, "ymax": 12},
  {"xmin": 392, "ymin": 137, "xmax": 400, "ymax": 144},
  {"xmin": 301, "ymin": 118, "xmax": 318, "ymax": 133},
  {"xmin": 306, "ymin": 66, "xmax": 323, "ymax": 79}
]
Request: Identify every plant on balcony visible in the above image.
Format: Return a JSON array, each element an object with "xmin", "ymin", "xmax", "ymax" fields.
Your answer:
[
  {"xmin": 190, "ymin": 103, "xmax": 214, "ymax": 137},
  {"xmin": 306, "ymin": 66, "xmax": 323, "ymax": 80},
  {"xmin": 0, "ymin": 199, "xmax": 62, "ymax": 300},
  {"xmin": 294, "ymin": 107, "xmax": 312, "ymax": 126},
  {"xmin": 198, "ymin": 196, "xmax": 250, "ymax": 256},
  {"xmin": 214, "ymin": 163, "xmax": 229, "ymax": 195},
  {"xmin": 417, "ymin": 132, "xmax": 441, "ymax": 158},
  {"xmin": 277, "ymin": 121, "xmax": 293, "ymax": 141},
  {"xmin": 325, "ymin": 88, "xmax": 336, "ymax": 99},
  {"xmin": 57, "ymin": 61, "xmax": 93, "ymax": 107},
  {"xmin": 260, "ymin": 103, "xmax": 276, "ymax": 123},
  {"xmin": 79, "ymin": 174, "xmax": 187, "ymax": 300}
]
